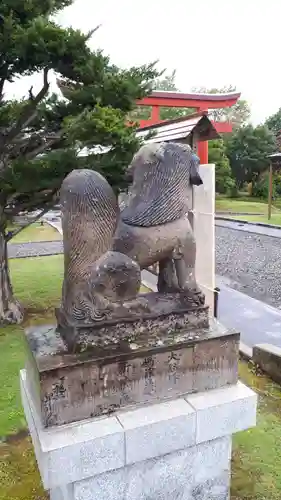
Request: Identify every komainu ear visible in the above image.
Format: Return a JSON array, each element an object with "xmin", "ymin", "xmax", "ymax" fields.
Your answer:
[
  {"xmin": 154, "ymin": 142, "xmax": 166, "ymax": 162},
  {"xmin": 190, "ymin": 154, "xmax": 203, "ymax": 186}
]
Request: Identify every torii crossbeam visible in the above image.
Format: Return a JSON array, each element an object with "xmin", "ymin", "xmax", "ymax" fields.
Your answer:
[{"xmin": 135, "ymin": 91, "xmax": 240, "ymax": 163}]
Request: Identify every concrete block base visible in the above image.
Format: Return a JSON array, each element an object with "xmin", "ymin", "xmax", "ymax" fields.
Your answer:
[
  {"xmin": 20, "ymin": 369, "xmax": 257, "ymax": 500},
  {"xmin": 253, "ymin": 343, "xmax": 281, "ymax": 385}
]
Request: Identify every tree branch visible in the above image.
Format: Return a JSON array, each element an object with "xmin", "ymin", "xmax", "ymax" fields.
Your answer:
[
  {"xmin": 88, "ymin": 24, "xmax": 102, "ymax": 38},
  {"xmin": 28, "ymin": 86, "xmax": 35, "ymax": 100},
  {"xmin": 5, "ymin": 187, "xmax": 60, "ymax": 217},
  {"xmin": 4, "ymin": 68, "xmax": 50, "ymax": 149},
  {"xmin": 23, "ymin": 131, "xmax": 63, "ymax": 160},
  {"xmin": 0, "ymin": 78, "xmax": 5, "ymax": 99},
  {"xmin": 6, "ymin": 204, "xmax": 54, "ymax": 242}
]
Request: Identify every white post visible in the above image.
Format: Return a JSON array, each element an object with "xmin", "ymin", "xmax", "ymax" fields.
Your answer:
[{"xmin": 192, "ymin": 164, "xmax": 215, "ymax": 316}]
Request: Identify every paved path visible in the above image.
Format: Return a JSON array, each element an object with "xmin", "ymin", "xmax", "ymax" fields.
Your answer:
[
  {"xmin": 142, "ymin": 270, "xmax": 281, "ymax": 350},
  {"xmin": 216, "ymin": 218, "xmax": 281, "ymax": 239},
  {"xmin": 217, "ymin": 276, "xmax": 281, "ymax": 349},
  {"xmin": 8, "ymin": 218, "xmax": 63, "ymax": 259},
  {"xmin": 8, "ymin": 240, "xmax": 63, "ymax": 259}
]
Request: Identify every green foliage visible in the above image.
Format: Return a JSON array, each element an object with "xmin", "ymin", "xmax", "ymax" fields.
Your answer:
[
  {"xmin": 129, "ymin": 69, "xmax": 194, "ymax": 123},
  {"xmin": 225, "ymin": 124, "xmax": 277, "ymax": 188},
  {"xmin": 266, "ymin": 108, "xmax": 281, "ymax": 136},
  {"xmin": 252, "ymin": 171, "xmax": 281, "ymax": 199},
  {"xmin": 208, "ymin": 139, "xmax": 235, "ymax": 194},
  {"xmin": 266, "ymin": 108, "xmax": 281, "ymax": 150},
  {"xmin": 154, "ymin": 70, "xmax": 195, "ymax": 120},
  {"xmin": 0, "ymin": 0, "xmax": 159, "ymax": 223},
  {"xmin": 251, "ymin": 173, "xmax": 273, "ymax": 199},
  {"xmin": 192, "ymin": 85, "xmax": 250, "ymax": 127},
  {"xmin": 228, "ymin": 184, "xmax": 240, "ymax": 198}
]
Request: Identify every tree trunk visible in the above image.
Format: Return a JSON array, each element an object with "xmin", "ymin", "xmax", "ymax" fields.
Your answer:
[{"xmin": 0, "ymin": 228, "xmax": 24, "ymax": 324}]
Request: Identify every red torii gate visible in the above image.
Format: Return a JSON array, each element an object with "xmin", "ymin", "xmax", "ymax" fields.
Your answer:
[{"xmin": 135, "ymin": 91, "xmax": 240, "ymax": 163}]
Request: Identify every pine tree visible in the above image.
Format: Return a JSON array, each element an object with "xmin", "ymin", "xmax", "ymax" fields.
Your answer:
[{"xmin": 0, "ymin": 0, "xmax": 158, "ymax": 323}]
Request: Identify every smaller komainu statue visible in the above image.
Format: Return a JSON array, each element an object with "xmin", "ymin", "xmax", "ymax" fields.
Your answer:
[{"xmin": 57, "ymin": 142, "xmax": 205, "ymax": 328}]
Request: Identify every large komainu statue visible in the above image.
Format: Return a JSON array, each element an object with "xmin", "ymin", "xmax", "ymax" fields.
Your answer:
[
  {"xmin": 113, "ymin": 142, "xmax": 203, "ymax": 297},
  {"xmin": 57, "ymin": 142, "xmax": 204, "ymax": 327}
]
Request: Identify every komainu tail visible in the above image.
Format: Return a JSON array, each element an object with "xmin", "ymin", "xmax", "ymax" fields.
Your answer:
[
  {"xmin": 57, "ymin": 169, "xmax": 141, "ymax": 328},
  {"xmin": 60, "ymin": 169, "xmax": 119, "ymax": 280}
]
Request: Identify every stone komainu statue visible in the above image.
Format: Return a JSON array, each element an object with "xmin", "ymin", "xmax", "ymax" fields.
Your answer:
[
  {"xmin": 113, "ymin": 142, "xmax": 204, "ymax": 296},
  {"xmin": 57, "ymin": 142, "xmax": 204, "ymax": 327}
]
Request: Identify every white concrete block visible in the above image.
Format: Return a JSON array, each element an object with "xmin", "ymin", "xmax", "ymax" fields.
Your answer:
[
  {"xmin": 74, "ymin": 468, "xmax": 126, "ymax": 500},
  {"xmin": 117, "ymin": 399, "xmax": 196, "ymax": 465},
  {"xmin": 20, "ymin": 370, "xmax": 49, "ymax": 487},
  {"xmin": 20, "ymin": 369, "xmax": 125, "ymax": 489},
  {"xmin": 193, "ymin": 164, "xmax": 215, "ymax": 214},
  {"xmin": 74, "ymin": 436, "xmax": 231, "ymax": 500},
  {"xmin": 186, "ymin": 381, "xmax": 257, "ymax": 444},
  {"xmin": 50, "ymin": 484, "xmax": 74, "ymax": 500},
  {"xmin": 192, "ymin": 164, "xmax": 215, "ymax": 320},
  {"xmin": 194, "ymin": 212, "xmax": 214, "ymax": 289},
  {"xmin": 191, "ymin": 470, "xmax": 230, "ymax": 500},
  {"xmin": 192, "ymin": 436, "xmax": 231, "ymax": 484}
]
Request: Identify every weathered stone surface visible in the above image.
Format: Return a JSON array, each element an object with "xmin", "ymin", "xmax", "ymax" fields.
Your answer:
[
  {"xmin": 24, "ymin": 319, "xmax": 239, "ymax": 427},
  {"xmin": 20, "ymin": 370, "xmax": 125, "ymax": 490},
  {"xmin": 57, "ymin": 291, "xmax": 209, "ymax": 350},
  {"xmin": 58, "ymin": 143, "xmax": 205, "ymax": 330},
  {"xmin": 113, "ymin": 143, "xmax": 204, "ymax": 299},
  {"xmin": 253, "ymin": 343, "xmax": 281, "ymax": 384}
]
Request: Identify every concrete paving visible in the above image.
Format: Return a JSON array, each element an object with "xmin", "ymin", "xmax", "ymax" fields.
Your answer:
[
  {"xmin": 216, "ymin": 218, "xmax": 281, "ymax": 239},
  {"xmin": 217, "ymin": 276, "xmax": 281, "ymax": 349},
  {"xmin": 8, "ymin": 240, "xmax": 63, "ymax": 259},
  {"xmin": 142, "ymin": 270, "xmax": 281, "ymax": 350}
]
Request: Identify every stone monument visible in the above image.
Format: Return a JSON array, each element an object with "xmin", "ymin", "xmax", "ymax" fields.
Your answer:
[{"xmin": 21, "ymin": 141, "xmax": 257, "ymax": 500}]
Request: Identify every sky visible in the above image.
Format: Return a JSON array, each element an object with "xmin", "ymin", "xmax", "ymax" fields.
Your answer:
[{"xmin": 7, "ymin": 0, "xmax": 281, "ymax": 125}]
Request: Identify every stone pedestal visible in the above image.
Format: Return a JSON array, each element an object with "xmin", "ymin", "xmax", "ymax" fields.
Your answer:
[
  {"xmin": 24, "ymin": 319, "xmax": 239, "ymax": 428},
  {"xmin": 21, "ymin": 316, "xmax": 257, "ymax": 499},
  {"xmin": 21, "ymin": 370, "xmax": 257, "ymax": 500}
]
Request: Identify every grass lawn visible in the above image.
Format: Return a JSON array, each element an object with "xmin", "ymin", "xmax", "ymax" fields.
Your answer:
[
  {"xmin": 0, "ymin": 255, "xmax": 63, "ymax": 438},
  {"xmin": 1, "ymin": 256, "xmax": 281, "ymax": 499},
  {"xmin": 230, "ymin": 213, "xmax": 281, "ymax": 226},
  {"xmin": 8, "ymin": 222, "xmax": 61, "ymax": 244},
  {"xmin": 215, "ymin": 197, "xmax": 281, "ymax": 215},
  {"xmin": 231, "ymin": 361, "xmax": 281, "ymax": 499}
]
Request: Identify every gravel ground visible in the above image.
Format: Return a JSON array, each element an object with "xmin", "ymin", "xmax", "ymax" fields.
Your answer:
[
  {"xmin": 216, "ymin": 226, "xmax": 281, "ymax": 309},
  {"xmin": 8, "ymin": 240, "xmax": 63, "ymax": 259}
]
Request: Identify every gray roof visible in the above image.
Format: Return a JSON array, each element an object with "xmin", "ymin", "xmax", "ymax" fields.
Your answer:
[{"xmin": 136, "ymin": 114, "xmax": 219, "ymax": 144}]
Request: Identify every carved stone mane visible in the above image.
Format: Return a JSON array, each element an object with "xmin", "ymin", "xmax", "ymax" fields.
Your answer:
[{"xmin": 121, "ymin": 142, "xmax": 199, "ymax": 227}]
